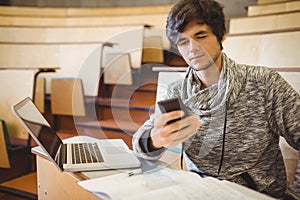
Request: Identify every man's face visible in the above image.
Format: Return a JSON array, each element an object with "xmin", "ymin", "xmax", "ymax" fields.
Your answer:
[{"xmin": 176, "ymin": 20, "xmax": 223, "ymax": 71}]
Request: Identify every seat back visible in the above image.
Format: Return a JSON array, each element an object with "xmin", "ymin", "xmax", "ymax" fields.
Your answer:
[
  {"xmin": 155, "ymin": 71, "xmax": 185, "ymax": 111},
  {"xmin": 155, "ymin": 71, "xmax": 186, "ymax": 158},
  {"xmin": 0, "ymin": 119, "xmax": 12, "ymax": 168},
  {"xmin": 142, "ymin": 36, "xmax": 164, "ymax": 64},
  {"xmin": 103, "ymin": 52, "xmax": 133, "ymax": 85},
  {"xmin": 51, "ymin": 78, "xmax": 86, "ymax": 116},
  {"xmin": 279, "ymin": 137, "xmax": 299, "ymax": 186},
  {"xmin": 34, "ymin": 77, "xmax": 45, "ymax": 113}
]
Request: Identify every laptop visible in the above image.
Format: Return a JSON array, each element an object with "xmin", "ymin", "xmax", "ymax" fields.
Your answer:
[{"xmin": 12, "ymin": 97, "xmax": 141, "ymax": 172}]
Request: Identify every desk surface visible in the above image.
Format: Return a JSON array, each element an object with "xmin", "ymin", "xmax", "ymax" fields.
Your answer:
[
  {"xmin": 0, "ymin": 67, "xmax": 60, "ymax": 70},
  {"xmin": 152, "ymin": 66, "xmax": 187, "ymax": 72},
  {"xmin": 31, "ymin": 136, "xmax": 182, "ymax": 180}
]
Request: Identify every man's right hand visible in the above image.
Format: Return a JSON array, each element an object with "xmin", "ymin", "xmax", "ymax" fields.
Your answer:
[{"xmin": 150, "ymin": 110, "xmax": 201, "ymax": 149}]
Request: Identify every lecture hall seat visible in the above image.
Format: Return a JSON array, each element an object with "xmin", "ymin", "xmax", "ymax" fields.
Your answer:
[{"xmin": 0, "ymin": 119, "xmax": 38, "ymax": 200}]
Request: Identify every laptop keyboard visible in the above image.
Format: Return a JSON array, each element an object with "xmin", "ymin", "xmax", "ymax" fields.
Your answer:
[{"xmin": 71, "ymin": 143, "xmax": 104, "ymax": 164}]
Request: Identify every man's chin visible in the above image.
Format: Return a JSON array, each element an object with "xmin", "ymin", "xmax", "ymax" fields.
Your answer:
[
  {"xmin": 190, "ymin": 65, "xmax": 202, "ymax": 71},
  {"xmin": 190, "ymin": 60, "xmax": 215, "ymax": 71}
]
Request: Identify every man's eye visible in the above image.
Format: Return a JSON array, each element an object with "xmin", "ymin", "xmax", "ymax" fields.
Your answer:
[
  {"xmin": 196, "ymin": 36, "xmax": 207, "ymax": 39},
  {"xmin": 178, "ymin": 40, "xmax": 188, "ymax": 46}
]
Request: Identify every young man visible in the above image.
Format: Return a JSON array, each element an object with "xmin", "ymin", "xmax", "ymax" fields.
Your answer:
[{"xmin": 132, "ymin": 0, "xmax": 300, "ymax": 199}]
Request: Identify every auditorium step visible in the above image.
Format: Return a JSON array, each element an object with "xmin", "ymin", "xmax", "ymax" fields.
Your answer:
[
  {"xmin": 76, "ymin": 120, "xmax": 145, "ymax": 149},
  {"xmin": 96, "ymin": 82, "xmax": 156, "ymax": 121},
  {"xmin": 97, "ymin": 98, "xmax": 154, "ymax": 123},
  {"xmin": 77, "ymin": 120, "xmax": 143, "ymax": 134}
]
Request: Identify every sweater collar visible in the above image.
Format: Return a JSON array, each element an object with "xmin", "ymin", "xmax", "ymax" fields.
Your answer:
[{"xmin": 181, "ymin": 53, "xmax": 245, "ymax": 115}]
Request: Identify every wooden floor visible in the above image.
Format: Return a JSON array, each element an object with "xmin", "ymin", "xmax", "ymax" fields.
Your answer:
[{"xmin": 0, "ymin": 193, "xmax": 24, "ymax": 200}]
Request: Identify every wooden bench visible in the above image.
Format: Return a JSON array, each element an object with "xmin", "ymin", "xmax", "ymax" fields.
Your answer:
[
  {"xmin": 229, "ymin": 11, "xmax": 300, "ymax": 35},
  {"xmin": 0, "ymin": 25, "xmax": 148, "ymax": 43},
  {"xmin": 224, "ymin": 31, "xmax": 300, "ymax": 68},
  {"xmin": 257, "ymin": 0, "xmax": 295, "ymax": 5},
  {"xmin": 0, "ymin": 5, "xmax": 172, "ymax": 17},
  {"xmin": 0, "ymin": 5, "xmax": 171, "ymax": 29},
  {"xmin": 248, "ymin": 1, "xmax": 300, "ymax": 16},
  {"xmin": 0, "ymin": 5, "xmax": 171, "ymax": 28}
]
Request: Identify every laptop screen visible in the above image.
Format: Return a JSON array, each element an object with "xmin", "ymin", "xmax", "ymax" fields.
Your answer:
[{"xmin": 13, "ymin": 97, "xmax": 62, "ymax": 160}]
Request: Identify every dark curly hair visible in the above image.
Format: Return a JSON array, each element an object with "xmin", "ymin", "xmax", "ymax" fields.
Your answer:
[{"xmin": 166, "ymin": 0, "xmax": 226, "ymax": 50}]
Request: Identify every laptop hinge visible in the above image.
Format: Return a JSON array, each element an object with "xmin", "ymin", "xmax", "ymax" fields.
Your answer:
[{"xmin": 56, "ymin": 144, "xmax": 67, "ymax": 170}]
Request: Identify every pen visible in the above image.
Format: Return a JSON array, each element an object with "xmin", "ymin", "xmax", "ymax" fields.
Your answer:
[{"xmin": 128, "ymin": 164, "xmax": 158, "ymax": 177}]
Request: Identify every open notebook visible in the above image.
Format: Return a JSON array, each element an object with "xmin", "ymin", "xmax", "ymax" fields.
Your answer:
[{"xmin": 12, "ymin": 97, "xmax": 141, "ymax": 172}]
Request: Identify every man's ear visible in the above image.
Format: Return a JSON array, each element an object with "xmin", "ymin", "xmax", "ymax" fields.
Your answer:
[{"xmin": 170, "ymin": 44, "xmax": 181, "ymax": 55}]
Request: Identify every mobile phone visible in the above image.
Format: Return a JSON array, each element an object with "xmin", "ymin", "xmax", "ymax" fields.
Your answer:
[{"xmin": 157, "ymin": 97, "xmax": 189, "ymax": 124}]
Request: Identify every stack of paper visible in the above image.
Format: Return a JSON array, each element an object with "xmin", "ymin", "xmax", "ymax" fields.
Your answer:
[{"xmin": 77, "ymin": 168, "xmax": 274, "ymax": 200}]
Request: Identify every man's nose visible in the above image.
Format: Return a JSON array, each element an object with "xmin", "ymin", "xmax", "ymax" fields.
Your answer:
[{"xmin": 189, "ymin": 39, "xmax": 198, "ymax": 52}]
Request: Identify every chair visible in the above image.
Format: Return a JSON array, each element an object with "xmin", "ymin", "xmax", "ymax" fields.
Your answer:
[
  {"xmin": 155, "ymin": 71, "xmax": 185, "ymax": 109},
  {"xmin": 279, "ymin": 137, "xmax": 299, "ymax": 186},
  {"xmin": 34, "ymin": 77, "xmax": 45, "ymax": 113},
  {"xmin": 0, "ymin": 119, "xmax": 11, "ymax": 169},
  {"xmin": 0, "ymin": 119, "xmax": 37, "ymax": 200},
  {"xmin": 50, "ymin": 78, "xmax": 86, "ymax": 132},
  {"xmin": 142, "ymin": 36, "xmax": 164, "ymax": 64},
  {"xmin": 51, "ymin": 78, "xmax": 86, "ymax": 117},
  {"xmin": 103, "ymin": 52, "xmax": 133, "ymax": 85},
  {"xmin": 155, "ymin": 71, "xmax": 186, "ymax": 169}
]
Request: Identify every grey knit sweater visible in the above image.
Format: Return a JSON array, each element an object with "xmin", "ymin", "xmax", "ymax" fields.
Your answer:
[{"xmin": 132, "ymin": 53, "xmax": 300, "ymax": 198}]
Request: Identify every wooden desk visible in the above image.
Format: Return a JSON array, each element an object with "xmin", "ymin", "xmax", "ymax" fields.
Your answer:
[
  {"xmin": 32, "ymin": 138, "xmax": 274, "ymax": 200},
  {"xmin": 34, "ymin": 154, "xmax": 98, "ymax": 200}
]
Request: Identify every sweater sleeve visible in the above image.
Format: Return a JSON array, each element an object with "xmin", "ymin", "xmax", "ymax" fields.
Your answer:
[
  {"xmin": 132, "ymin": 79, "xmax": 183, "ymax": 160},
  {"xmin": 132, "ymin": 112, "xmax": 166, "ymax": 160},
  {"xmin": 266, "ymin": 69, "xmax": 300, "ymax": 150}
]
